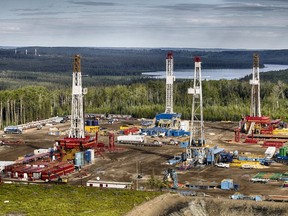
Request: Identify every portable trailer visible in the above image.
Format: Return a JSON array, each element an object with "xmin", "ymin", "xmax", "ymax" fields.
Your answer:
[{"xmin": 117, "ymin": 134, "xmax": 162, "ymax": 147}]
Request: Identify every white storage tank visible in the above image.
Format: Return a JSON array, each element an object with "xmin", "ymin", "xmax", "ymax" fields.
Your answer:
[
  {"xmin": 34, "ymin": 149, "xmax": 49, "ymax": 155},
  {"xmin": 265, "ymin": 147, "xmax": 276, "ymax": 159},
  {"xmin": 180, "ymin": 121, "xmax": 190, "ymax": 132}
]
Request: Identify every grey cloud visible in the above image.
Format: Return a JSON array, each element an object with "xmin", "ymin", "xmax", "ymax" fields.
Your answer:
[
  {"xmin": 158, "ymin": 2, "xmax": 287, "ymax": 14},
  {"xmin": 17, "ymin": 12, "xmax": 62, "ymax": 16},
  {"xmin": 158, "ymin": 3, "xmax": 216, "ymax": 11},
  {"xmin": 216, "ymin": 3, "xmax": 287, "ymax": 13},
  {"xmin": 69, "ymin": 1, "xmax": 116, "ymax": 6},
  {"xmin": 12, "ymin": 9, "xmax": 41, "ymax": 12}
]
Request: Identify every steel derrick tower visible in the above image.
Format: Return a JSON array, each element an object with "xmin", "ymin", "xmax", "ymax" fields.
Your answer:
[
  {"xmin": 186, "ymin": 57, "xmax": 205, "ymax": 160},
  {"xmin": 69, "ymin": 55, "xmax": 86, "ymax": 138},
  {"xmin": 250, "ymin": 54, "xmax": 261, "ymax": 117},
  {"xmin": 165, "ymin": 52, "xmax": 175, "ymax": 114}
]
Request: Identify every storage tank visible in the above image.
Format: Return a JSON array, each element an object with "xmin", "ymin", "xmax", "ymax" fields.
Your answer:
[
  {"xmin": 265, "ymin": 147, "xmax": 276, "ymax": 159},
  {"xmin": 92, "ymin": 120, "xmax": 99, "ymax": 126},
  {"xmin": 180, "ymin": 120, "xmax": 190, "ymax": 132},
  {"xmin": 181, "ymin": 152, "xmax": 187, "ymax": 162},
  {"xmin": 75, "ymin": 152, "xmax": 85, "ymax": 167},
  {"xmin": 86, "ymin": 120, "xmax": 93, "ymax": 126},
  {"xmin": 279, "ymin": 147, "xmax": 287, "ymax": 157},
  {"xmin": 88, "ymin": 149, "xmax": 95, "ymax": 163},
  {"xmin": 85, "ymin": 150, "xmax": 91, "ymax": 163}
]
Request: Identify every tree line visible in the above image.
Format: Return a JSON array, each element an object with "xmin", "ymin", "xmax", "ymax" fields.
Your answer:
[
  {"xmin": 1, "ymin": 77, "xmax": 288, "ymax": 128},
  {"xmin": 2, "ymin": 47, "xmax": 288, "ymax": 77}
]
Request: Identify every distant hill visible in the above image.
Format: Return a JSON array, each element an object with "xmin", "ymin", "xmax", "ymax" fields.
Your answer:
[{"xmin": 0, "ymin": 47, "xmax": 288, "ymax": 76}]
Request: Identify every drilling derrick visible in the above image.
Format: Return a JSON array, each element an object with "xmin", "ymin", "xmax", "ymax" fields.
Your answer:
[
  {"xmin": 165, "ymin": 52, "xmax": 175, "ymax": 114},
  {"xmin": 186, "ymin": 57, "xmax": 205, "ymax": 160},
  {"xmin": 69, "ymin": 55, "xmax": 85, "ymax": 138},
  {"xmin": 249, "ymin": 54, "xmax": 261, "ymax": 117}
]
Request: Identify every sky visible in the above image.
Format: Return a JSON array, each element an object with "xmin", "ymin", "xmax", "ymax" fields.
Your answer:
[{"xmin": 0, "ymin": 0, "xmax": 287, "ymax": 49}]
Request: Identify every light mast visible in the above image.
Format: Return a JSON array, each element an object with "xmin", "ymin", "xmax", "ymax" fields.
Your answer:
[
  {"xmin": 165, "ymin": 52, "xmax": 175, "ymax": 114},
  {"xmin": 249, "ymin": 54, "xmax": 261, "ymax": 117}
]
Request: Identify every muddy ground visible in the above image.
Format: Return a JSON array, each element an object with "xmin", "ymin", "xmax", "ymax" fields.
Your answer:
[{"xmin": 0, "ymin": 119, "xmax": 287, "ymax": 200}]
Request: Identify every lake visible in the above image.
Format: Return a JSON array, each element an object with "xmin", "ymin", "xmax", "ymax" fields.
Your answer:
[{"xmin": 142, "ymin": 64, "xmax": 288, "ymax": 80}]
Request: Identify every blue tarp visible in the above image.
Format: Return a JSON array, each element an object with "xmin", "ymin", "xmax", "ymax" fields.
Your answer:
[{"xmin": 155, "ymin": 113, "xmax": 181, "ymax": 121}]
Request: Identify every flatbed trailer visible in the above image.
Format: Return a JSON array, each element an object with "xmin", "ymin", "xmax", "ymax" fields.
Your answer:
[
  {"xmin": 248, "ymin": 134, "xmax": 288, "ymax": 139},
  {"xmin": 118, "ymin": 142, "xmax": 162, "ymax": 147}
]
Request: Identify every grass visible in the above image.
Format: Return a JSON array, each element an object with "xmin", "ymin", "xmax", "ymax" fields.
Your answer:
[{"xmin": 0, "ymin": 184, "xmax": 162, "ymax": 216}]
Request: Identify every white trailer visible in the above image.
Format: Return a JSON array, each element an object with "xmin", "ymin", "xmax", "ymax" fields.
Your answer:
[
  {"xmin": 87, "ymin": 180, "xmax": 132, "ymax": 189},
  {"xmin": 117, "ymin": 135, "xmax": 145, "ymax": 144},
  {"xmin": 117, "ymin": 135, "xmax": 162, "ymax": 147},
  {"xmin": 265, "ymin": 147, "xmax": 276, "ymax": 159}
]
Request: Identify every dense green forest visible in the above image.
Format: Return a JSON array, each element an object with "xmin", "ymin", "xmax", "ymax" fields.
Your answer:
[
  {"xmin": 1, "ymin": 47, "xmax": 288, "ymax": 76},
  {"xmin": 0, "ymin": 47, "xmax": 288, "ymax": 128},
  {"xmin": 0, "ymin": 72, "xmax": 288, "ymax": 128}
]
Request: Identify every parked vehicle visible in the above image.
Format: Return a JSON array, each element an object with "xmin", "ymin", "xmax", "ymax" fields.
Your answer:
[
  {"xmin": 215, "ymin": 163, "xmax": 230, "ymax": 168},
  {"xmin": 241, "ymin": 164, "xmax": 255, "ymax": 169},
  {"xmin": 4, "ymin": 126, "xmax": 23, "ymax": 134}
]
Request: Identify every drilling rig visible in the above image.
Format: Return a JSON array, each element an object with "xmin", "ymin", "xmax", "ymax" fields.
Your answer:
[
  {"xmin": 165, "ymin": 52, "xmax": 175, "ymax": 114},
  {"xmin": 250, "ymin": 54, "xmax": 261, "ymax": 117},
  {"xmin": 186, "ymin": 57, "xmax": 206, "ymax": 163},
  {"xmin": 55, "ymin": 55, "xmax": 96, "ymax": 161},
  {"xmin": 234, "ymin": 54, "xmax": 288, "ymax": 144}
]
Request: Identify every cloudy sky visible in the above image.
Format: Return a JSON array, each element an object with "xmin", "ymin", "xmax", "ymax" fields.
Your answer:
[{"xmin": 1, "ymin": 0, "xmax": 287, "ymax": 49}]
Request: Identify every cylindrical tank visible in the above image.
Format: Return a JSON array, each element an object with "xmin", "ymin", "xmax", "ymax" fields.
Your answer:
[
  {"xmin": 85, "ymin": 150, "xmax": 91, "ymax": 163},
  {"xmin": 86, "ymin": 120, "xmax": 93, "ymax": 126},
  {"xmin": 75, "ymin": 152, "xmax": 85, "ymax": 167},
  {"xmin": 181, "ymin": 152, "xmax": 187, "ymax": 161},
  {"xmin": 92, "ymin": 120, "xmax": 99, "ymax": 126},
  {"xmin": 279, "ymin": 148, "xmax": 286, "ymax": 157}
]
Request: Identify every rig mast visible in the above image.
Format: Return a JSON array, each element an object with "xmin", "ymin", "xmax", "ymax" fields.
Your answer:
[
  {"xmin": 69, "ymin": 55, "xmax": 85, "ymax": 138},
  {"xmin": 249, "ymin": 54, "xmax": 261, "ymax": 117},
  {"xmin": 165, "ymin": 52, "xmax": 175, "ymax": 114},
  {"xmin": 187, "ymin": 57, "xmax": 205, "ymax": 160}
]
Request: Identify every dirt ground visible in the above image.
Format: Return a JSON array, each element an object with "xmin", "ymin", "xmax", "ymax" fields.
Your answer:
[{"xmin": 0, "ymin": 119, "xmax": 287, "ymax": 200}]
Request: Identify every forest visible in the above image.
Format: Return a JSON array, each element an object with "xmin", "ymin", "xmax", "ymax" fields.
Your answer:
[
  {"xmin": 0, "ymin": 47, "xmax": 288, "ymax": 128},
  {"xmin": 0, "ymin": 71, "xmax": 288, "ymax": 128},
  {"xmin": 1, "ymin": 47, "xmax": 288, "ymax": 76}
]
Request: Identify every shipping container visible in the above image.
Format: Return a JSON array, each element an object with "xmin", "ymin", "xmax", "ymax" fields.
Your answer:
[{"xmin": 221, "ymin": 179, "xmax": 234, "ymax": 190}]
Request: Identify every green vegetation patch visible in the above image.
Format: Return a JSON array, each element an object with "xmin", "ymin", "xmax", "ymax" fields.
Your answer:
[{"xmin": 0, "ymin": 184, "xmax": 162, "ymax": 216}]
